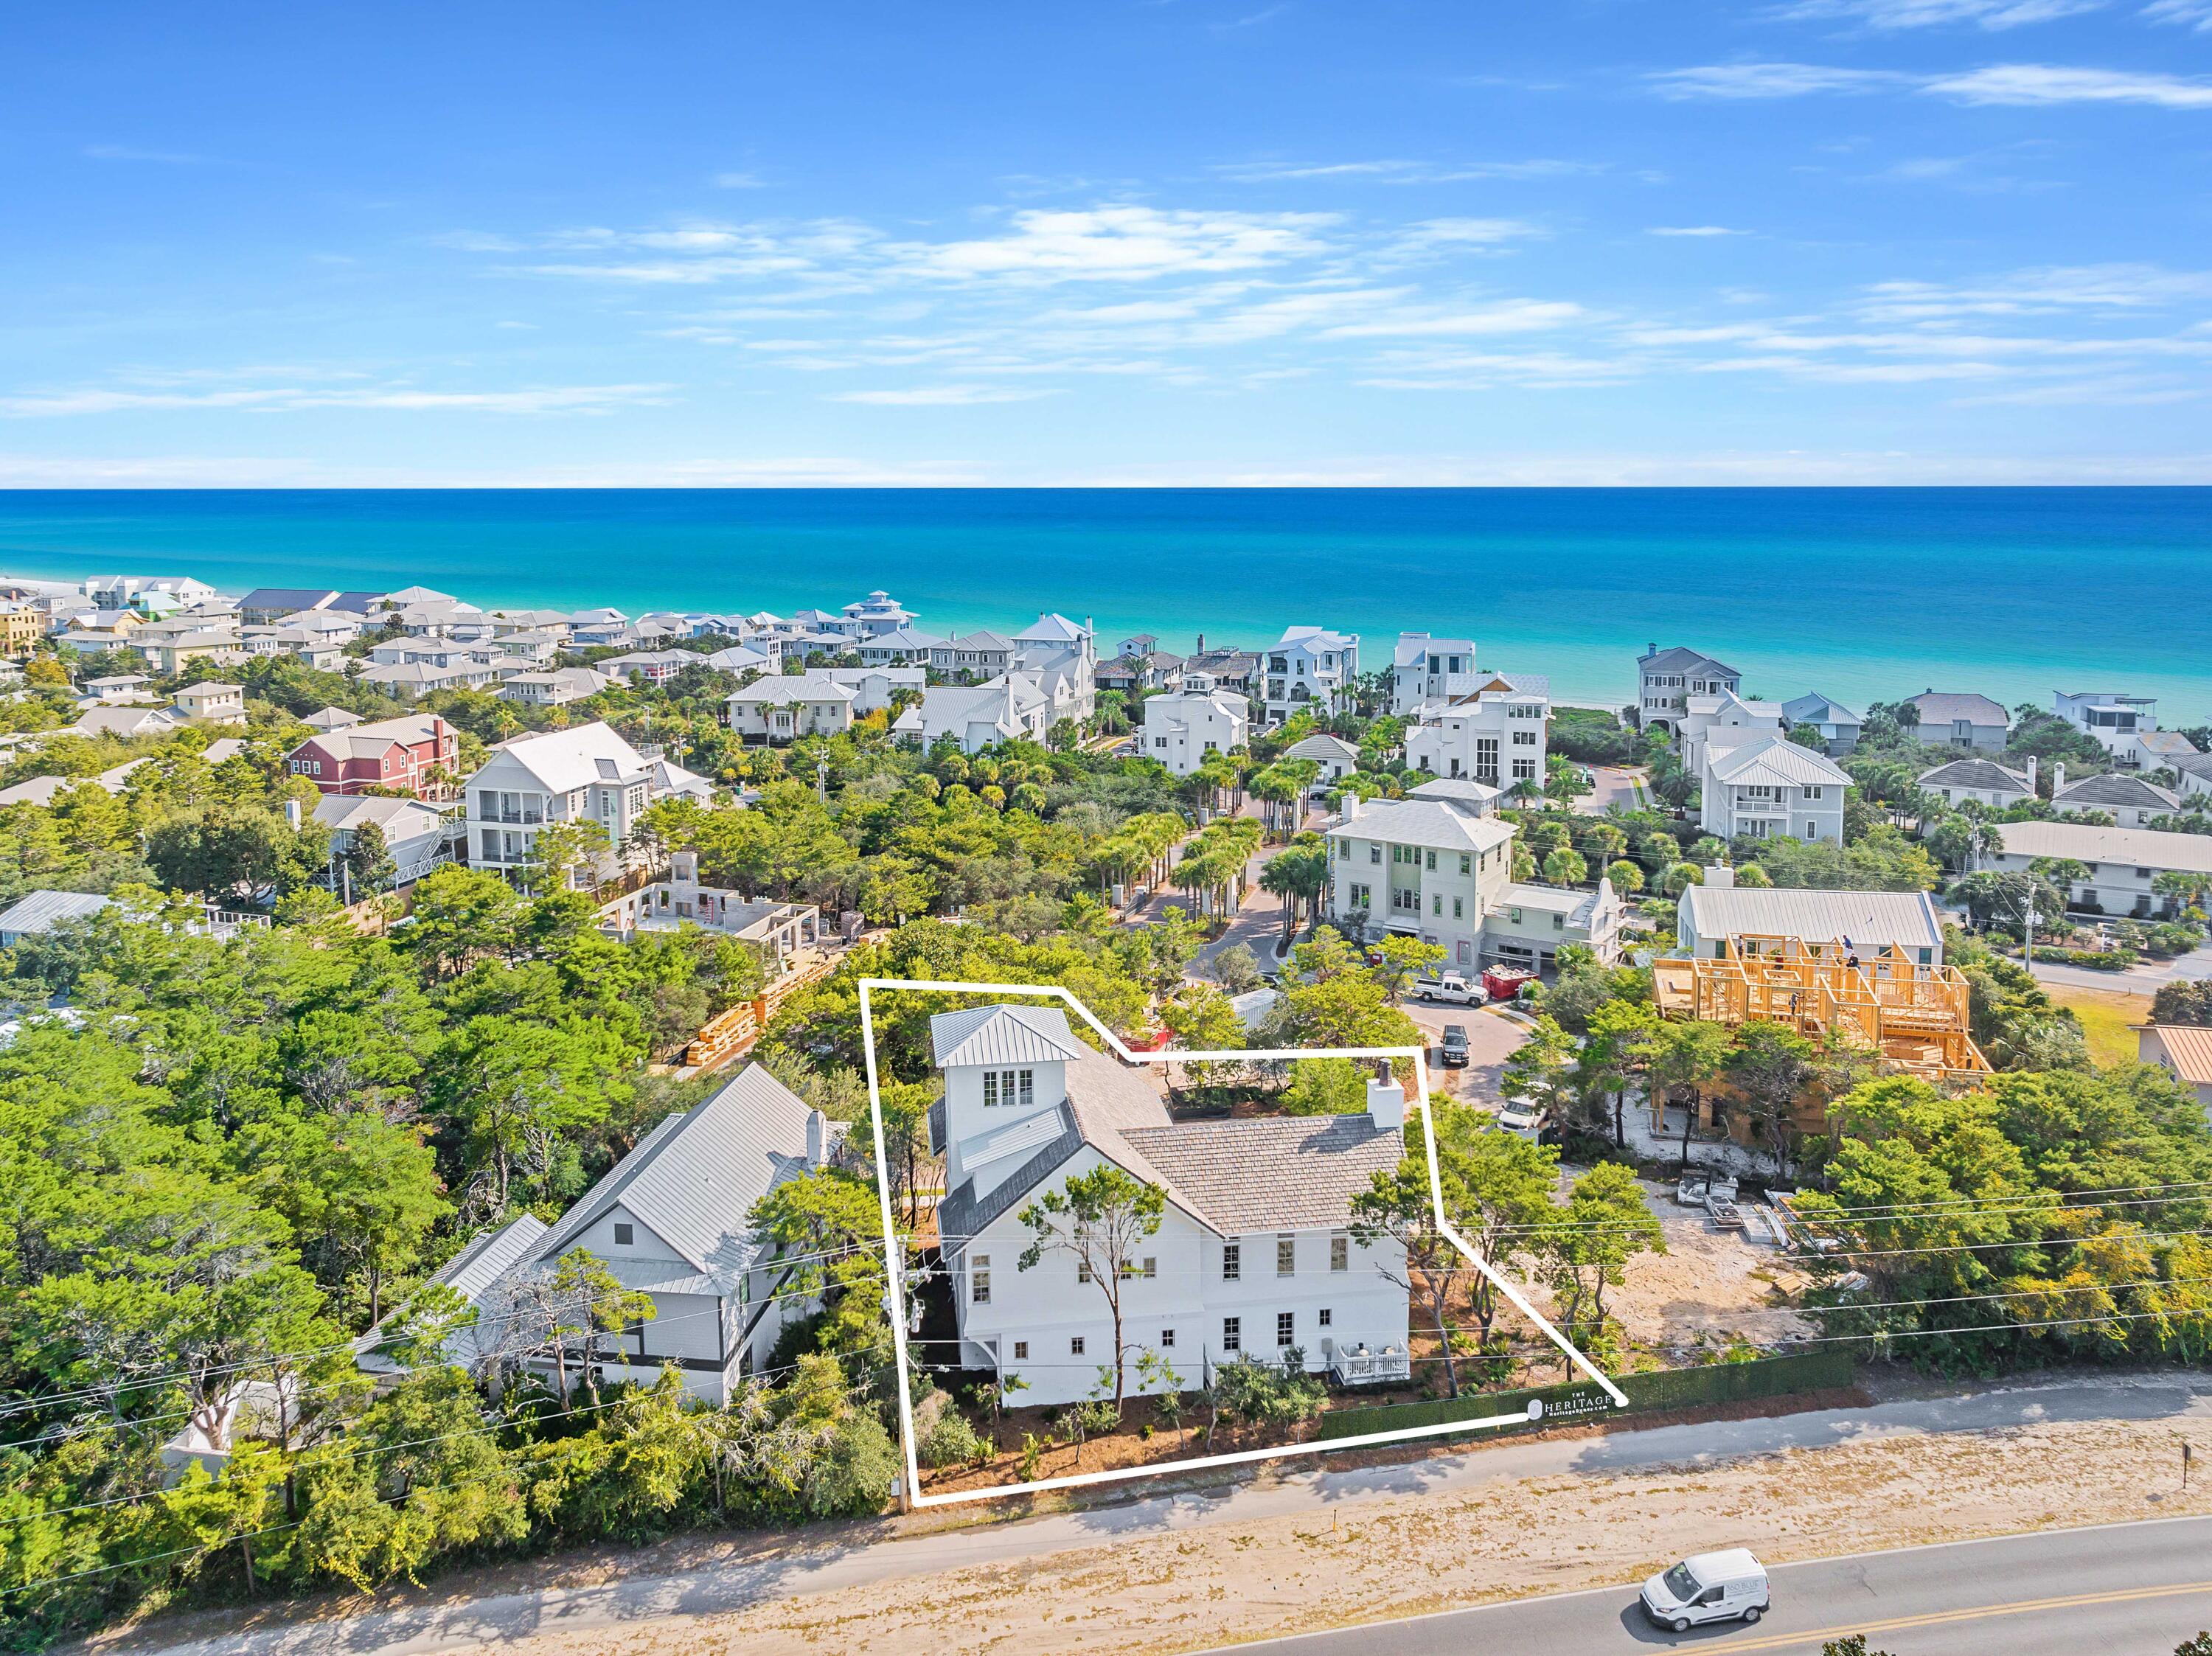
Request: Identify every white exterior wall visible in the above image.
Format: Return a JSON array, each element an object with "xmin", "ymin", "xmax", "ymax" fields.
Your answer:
[
  {"xmin": 1327, "ymin": 830, "xmax": 1510, "ymax": 967},
  {"xmin": 1700, "ymin": 777, "xmax": 1846, "ymax": 844},
  {"xmin": 1980, "ymin": 847, "xmax": 2193, "ymax": 919},
  {"xmin": 1142, "ymin": 692, "xmax": 1248, "ymax": 776},
  {"xmin": 726, "ymin": 693, "xmax": 855, "ymax": 742},
  {"xmin": 1405, "ymin": 696, "xmax": 1548, "ymax": 790}
]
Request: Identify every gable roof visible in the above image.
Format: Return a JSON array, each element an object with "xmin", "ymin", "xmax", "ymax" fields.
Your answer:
[
  {"xmin": 1707, "ymin": 735, "xmax": 1854, "ymax": 789},
  {"xmin": 524, "ymin": 1063, "xmax": 818, "ymax": 1282},
  {"xmin": 1284, "ymin": 733, "xmax": 1360, "ymax": 763},
  {"xmin": 239, "ymin": 587, "xmax": 338, "ymax": 611},
  {"xmin": 1639, "ymin": 644, "xmax": 1739, "ymax": 677},
  {"xmin": 2139, "ymin": 730, "xmax": 2200, "ymax": 759},
  {"xmin": 931, "ymin": 1003, "xmax": 1091, "ymax": 1068},
  {"xmin": 1907, "ymin": 691, "xmax": 2009, "ymax": 728},
  {"xmin": 297, "ymin": 713, "xmax": 446, "ymax": 761},
  {"xmin": 2146, "ymin": 1025, "xmax": 2212, "ymax": 1087},
  {"xmin": 2055, "ymin": 773, "xmax": 2180, "ymax": 811},
  {"xmin": 1330, "ymin": 794, "xmax": 1516, "ymax": 856},
  {"xmin": 1120, "ymin": 1113, "xmax": 1402, "ymax": 1234},
  {"xmin": 481, "ymin": 721, "xmax": 653, "ymax": 793},
  {"xmin": 1015, "ymin": 613, "xmax": 1089, "ymax": 643},
  {"xmin": 1680, "ymin": 885, "xmax": 1944, "ymax": 955},
  {"xmin": 1918, "ymin": 757, "xmax": 2031, "ymax": 792}
]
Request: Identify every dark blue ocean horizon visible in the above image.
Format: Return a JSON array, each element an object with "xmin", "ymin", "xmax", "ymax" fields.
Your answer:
[{"xmin": 1, "ymin": 486, "xmax": 2206, "ymax": 720}]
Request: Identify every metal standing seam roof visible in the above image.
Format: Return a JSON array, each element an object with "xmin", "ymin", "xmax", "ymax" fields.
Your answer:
[
  {"xmin": 1680, "ymin": 886, "xmax": 1944, "ymax": 953},
  {"xmin": 1706, "ymin": 736, "xmax": 1854, "ymax": 788},
  {"xmin": 2147, "ymin": 1025, "xmax": 2212, "ymax": 1086},
  {"xmin": 930, "ymin": 1003, "xmax": 1092, "ymax": 1068},
  {"xmin": 1329, "ymin": 796, "xmax": 1517, "ymax": 856},
  {"xmin": 0, "ymin": 890, "xmax": 114, "ymax": 935},
  {"xmin": 1992, "ymin": 819, "xmax": 2212, "ymax": 875},
  {"xmin": 523, "ymin": 1063, "xmax": 818, "ymax": 1284}
]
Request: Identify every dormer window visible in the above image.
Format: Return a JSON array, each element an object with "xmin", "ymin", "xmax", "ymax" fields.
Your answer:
[{"xmin": 982, "ymin": 1068, "xmax": 1035, "ymax": 1107}]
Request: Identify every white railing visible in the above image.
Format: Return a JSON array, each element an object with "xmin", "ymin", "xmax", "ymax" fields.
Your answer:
[{"xmin": 1328, "ymin": 1343, "xmax": 1413, "ymax": 1386}]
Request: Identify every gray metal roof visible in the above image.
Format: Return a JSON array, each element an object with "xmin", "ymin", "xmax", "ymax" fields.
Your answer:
[
  {"xmin": 1907, "ymin": 692, "xmax": 2009, "ymax": 727},
  {"xmin": 1329, "ymin": 796, "xmax": 1516, "ymax": 856},
  {"xmin": 930, "ymin": 1003, "xmax": 1090, "ymax": 1068},
  {"xmin": 1707, "ymin": 736, "xmax": 1854, "ymax": 787},
  {"xmin": 1917, "ymin": 758, "xmax": 2031, "ymax": 791},
  {"xmin": 2054, "ymin": 773, "xmax": 2180, "ymax": 810},
  {"xmin": 1680, "ymin": 886, "xmax": 1943, "ymax": 953},
  {"xmin": 1639, "ymin": 645, "xmax": 1739, "ymax": 677},
  {"xmin": 0, "ymin": 890, "xmax": 114, "ymax": 936}
]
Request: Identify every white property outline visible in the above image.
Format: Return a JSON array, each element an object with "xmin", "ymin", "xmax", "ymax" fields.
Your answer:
[{"xmin": 857, "ymin": 976, "xmax": 1626, "ymax": 1509}]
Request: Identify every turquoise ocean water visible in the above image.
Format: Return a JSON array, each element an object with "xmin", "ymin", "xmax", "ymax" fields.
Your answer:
[{"xmin": 0, "ymin": 488, "xmax": 2205, "ymax": 720}]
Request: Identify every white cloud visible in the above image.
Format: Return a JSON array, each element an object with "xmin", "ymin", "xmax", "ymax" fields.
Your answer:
[
  {"xmin": 0, "ymin": 382, "xmax": 670, "ymax": 417},
  {"xmin": 1922, "ymin": 63, "xmax": 2212, "ymax": 105},
  {"xmin": 829, "ymin": 384, "xmax": 1060, "ymax": 405},
  {"xmin": 1322, "ymin": 299, "xmax": 1586, "ymax": 338},
  {"xmin": 1211, "ymin": 158, "xmax": 1600, "ymax": 184},
  {"xmin": 1770, "ymin": 0, "xmax": 2105, "ymax": 28},
  {"xmin": 1855, "ymin": 262, "xmax": 2212, "ymax": 318},
  {"xmin": 1649, "ymin": 226, "xmax": 1748, "ymax": 237},
  {"xmin": 1649, "ymin": 62, "xmax": 1908, "ymax": 98},
  {"xmin": 905, "ymin": 206, "xmax": 1335, "ymax": 282},
  {"xmin": 2145, "ymin": 0, "xmax": 2212, "ymax": 29}
]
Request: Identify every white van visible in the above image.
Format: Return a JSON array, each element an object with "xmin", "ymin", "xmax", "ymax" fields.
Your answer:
[{"xmin": 1640, "ymin": 1548, "xmax": 1770, "ymax": 1631}]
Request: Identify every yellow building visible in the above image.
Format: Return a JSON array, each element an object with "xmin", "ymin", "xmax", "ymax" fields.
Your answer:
[{"xmin": 0, "ymin": 603, "xmax": 41, "ymax": 659}]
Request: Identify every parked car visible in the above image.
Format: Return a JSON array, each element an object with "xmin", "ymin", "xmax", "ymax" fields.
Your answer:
[
  {"xmin": 1412, "ymin": 971, "xmax": 1489, "ymax": 1006},
  {"xmin": 1439, "ymin": 1024, "xmax": 1470, "ymax": 1068},
  {"xmin": 1495, "ymin": 1096, "xmax": 1543, "ymax": 1135},
  {"xmin": 1640, "ymin": 1549, "xmax": 1770, "ymax": 1632}
]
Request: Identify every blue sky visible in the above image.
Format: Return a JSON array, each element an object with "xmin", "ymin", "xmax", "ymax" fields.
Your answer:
[{"xmin": 3, "ymin": 1, "xmax": 2209, "ymax": 485}]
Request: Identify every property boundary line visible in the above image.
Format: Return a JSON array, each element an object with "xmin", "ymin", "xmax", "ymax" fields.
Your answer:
[{"xmin": 855, "ymin": 975, "xmax": 1625, "ymax": 1510}]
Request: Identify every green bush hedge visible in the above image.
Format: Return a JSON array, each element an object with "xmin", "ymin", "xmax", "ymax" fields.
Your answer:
[{"xmin": 1316, "ymin": 1349, "xmax": 1856, "ymax": 1441}]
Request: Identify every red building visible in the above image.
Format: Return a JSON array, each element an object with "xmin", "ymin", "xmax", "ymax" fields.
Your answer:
[{"xmin": 285, "ymin": 713, "xmax": 459, "ymax": 799}]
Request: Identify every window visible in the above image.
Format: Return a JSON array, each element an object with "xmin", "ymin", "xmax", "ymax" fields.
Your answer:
[
  {"xmin": 1459, "ymin": 854, "xmax": 1472, "ymax": 875},
  {"xmin": 1070, "ymin": 1337, "xmax": 1085, "ymax": 1356},
  {"xmin": 1801, "ymin": 785, "xmax": 1824, "ymax": 800},
  {"xmin": 1276, "ymin": 1311, "xmax": 1295, "ymax": 1346},
  {"xmin": 1453, "ymin": 897, "xmax": 1464, "ymax": 919},
  {"xmin": 1019, "ymin": 1068, "xmax": 1034, "ymax": 1107},
  {"xmin": 1077, "ymin": 1260, "xmax": 1092, "ymax": 1284},
  {"xmin": 1318, "ymin": 1307, "xmax": 1333, "ymax": 1327},
  {"xmin": 613, "ymin": 1222, "xmax": 633, "ymax": 1245},
  {"xmin": 1512, "ymin": 757, "xmax": 1537, "ymax": 782},
  {"xmin": 1425, "ymin": 849, "xmax": 1437, "ymax": 872},
  {"xmin": 1161, "ymin": 1328, "xmax": 1175, "ymax": 1348},
  {"xmin": 1141, "ymin": 1256, "xmax": 1158, "ymax": 1278},
  {"xmin": 983, "ymin": 1070, "xmax": 999, "ymax": 1107},
  {"xmin": 1369, "ymin": 844, "xmax": 1381, "ymax": 864},
  {"xmin": 1337, "ymin": 840, "xmax": 1351, "ymax": 860},
  {"xmin": 1222, "ymin": 1242, "xmax": 1241, "ymax": 1281},
  {"xmin": 1276, "ymin": 1234, "xmax": 1295, "ymax": 1276},
  {"xmin": 973, "ymin": 1255, "xmax": 991, "ymax": 1304},
  {"xmin": 1154, "ymin": 737, "xmax": 1166, "ymax": 748},
  {"xmin": 1330, "ymin": 1234, "xmax": 1349, "ymax": 1273},
  {"xmin": 1512, "ymin": 729, "xmax": 1536, "ymax": 746},
  {"xmin": 1432, "ymin": 894, "xmax": 1442, "ymax": 915},
  {"xmin": 1221, "ymin": 1317, "xmax": 1241, "ymax": 1352},
  {"xmin": 1012, "ymin": 1340, "xmax": 1029, "ymax": 1360}
]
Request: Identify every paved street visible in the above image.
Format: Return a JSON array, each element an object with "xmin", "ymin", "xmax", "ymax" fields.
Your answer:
[
  {"xmin": 1206, "ymin": 1514, "xmax": 2212, "ymax": 1655},
  {"xmin": 2028, "ymin": 939, "xmax": 2212, "ymax": 994},
  {"xmin": 118, "ymin": 1375, "xmax": 2212, "ymax": 1656},
  {"xmin": 1401, "ymin": 998, "xmax": 1528, "ymax": 1102},
  {"xmin": 1579, "ymin": 765, "xmax": 1652, "ymax": 815}
]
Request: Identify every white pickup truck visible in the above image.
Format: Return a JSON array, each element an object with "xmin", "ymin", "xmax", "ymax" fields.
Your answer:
[{"xmin": 1412, "ymin": 972, "xmax": 1489, "ymax": 1006}]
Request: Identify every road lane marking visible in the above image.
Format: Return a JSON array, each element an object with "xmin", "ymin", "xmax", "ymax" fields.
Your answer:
[{"xmin": 1709, "ymin": 1578, "xmax": 2212, "ymax": 1651}]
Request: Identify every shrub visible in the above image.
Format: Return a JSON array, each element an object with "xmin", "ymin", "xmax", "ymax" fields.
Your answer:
[{"xmin": 917, "ymin": 1404, "xmax": 987, "ymax": 1468}]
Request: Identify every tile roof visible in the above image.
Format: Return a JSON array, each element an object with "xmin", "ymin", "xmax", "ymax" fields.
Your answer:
[{"xmin": 931, "ymin": 1003, "xmax": 1091, "ymax": 1068}]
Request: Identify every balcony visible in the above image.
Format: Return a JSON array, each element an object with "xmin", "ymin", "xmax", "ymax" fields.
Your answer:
[{"xmin": 1329, "ymin": 1343, "xmax": 1412, "ymax": 1386}]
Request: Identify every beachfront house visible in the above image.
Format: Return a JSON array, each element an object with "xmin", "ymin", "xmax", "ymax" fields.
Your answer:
[
  {"xmin": 1680, "ymin": 690, "xmax": 1788, "ymax": 777},
  {"xmin": 1635, "ymin": 645, "xmax": 1741, "ymax": 735},
  {"xmin": 1140, "ymin": 685, "xmax": 1248, "ymax": 777},
  {"xmin": 1905, "ymin": 692, "xmax": 2009, "ymax": 752},
  {"xmin": 928, "ymin": 1003, "xmax": 1411, "ymax": 1406},
  {"xmin": 838, "ymin": 591, "xmax": 917, "ymax": 639},
  {"xmin": 2053, "ymin": 690, "xmax": 2162, "ymax": 768},
  {"xmin": 1263, "ymin": 626, "xmax": 1359, "ymax": 726}
]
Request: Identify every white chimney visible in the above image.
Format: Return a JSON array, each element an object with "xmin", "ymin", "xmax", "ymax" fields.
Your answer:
[
  {"xmin": 284, "ymin": 798, "xmax": 302, "ymax": 830},
  {"xmin": 2025, "ymin": 756, "xmax": 2037, "ymax": 793},
  {"xmin": 1340, "ymin": 792, "xmax": 1362, "ymax": 821},
  {"xmin": 1707, "ymin": 863, "xmax": 1735, "ymax": 889},
  {"xmin": 806, "ymin": 1108, "xmax": 827, "ymax": 1168},
  {"xmin": 2053, "ymin": 762, "xmax": 2066, "ymax": 798},
  {"xmin": 1366, "ymin": 1076, "xmax": 1406, "ymax": 1130}
]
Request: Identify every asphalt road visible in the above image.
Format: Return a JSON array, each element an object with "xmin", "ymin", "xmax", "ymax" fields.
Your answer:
[{"xmin": 1203, "ymin": 1514, "xmax": 2212, "ymax": 1655}]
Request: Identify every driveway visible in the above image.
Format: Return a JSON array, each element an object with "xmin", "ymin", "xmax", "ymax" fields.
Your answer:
[
  {"xmin": 1577, "ymin": 765, "xmax": 1650, "ymax": 815},
  {"xmin": 1400, "ymin": 998, "xmax": 1528, "ymax": 1102}
]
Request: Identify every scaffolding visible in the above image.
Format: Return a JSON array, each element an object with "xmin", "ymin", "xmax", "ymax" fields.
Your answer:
[{"xmin": 1651, "ymin": 933, "xmax": 1991, "ymax": 1085}]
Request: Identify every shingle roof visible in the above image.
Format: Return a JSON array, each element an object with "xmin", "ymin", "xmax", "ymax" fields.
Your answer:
[
  {"xmin": 1680, "ymin": 886, "xmax": 1944, "ymax": 955},
  {"xmin": 1120, "ymin": 1113, "xmax": 1402, "ymax": 1234},
  {"xmin": 2054, "ymin": 773, "xmax": 2180, "ymax": 810},
  {"xmin": 930, "ymin": 1003, "xmax": 1091, "ymax": 1068},
  {"xmin": 1640, "ymin": 645, "xmax": 1739, "ymax": 677},
  {"xmin": 1918, "ymin": 757, "xmax": 2031, "ymax": 792}
]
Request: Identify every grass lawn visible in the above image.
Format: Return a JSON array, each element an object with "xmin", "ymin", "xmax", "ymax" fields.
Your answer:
[{"xmin": 2044, "ymin": 983, "xmax": 2155, "ymax": 1068}]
